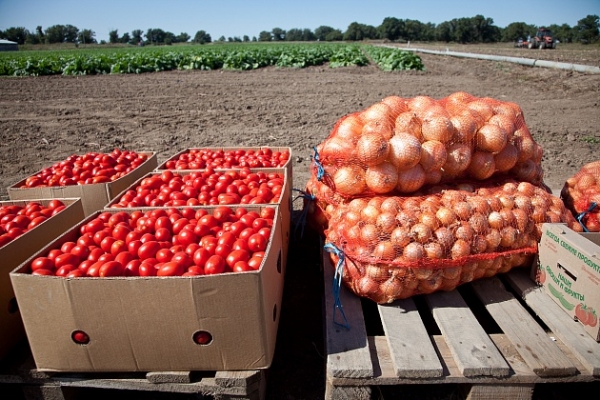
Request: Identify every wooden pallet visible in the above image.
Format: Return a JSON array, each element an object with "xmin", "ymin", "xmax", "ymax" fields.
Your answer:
[
  {"xmin": 322, "ymin": 253, "xmax": 600, "ymax": 400},
  {"xmin": 0, "ymin": 344, "xmax": 266, "ymax": 400}
]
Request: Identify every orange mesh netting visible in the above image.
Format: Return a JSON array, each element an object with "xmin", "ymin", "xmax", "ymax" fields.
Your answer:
[
  {"xmin": 323, "ymin": 178, "xmax": 579, "ymax": 304},
  {"xmin": 561, "ymin": 160, "xmax": 600, "ymax": 232},
  {"xmin": 312, "ymin": 92, "xmax": 544, "ymax": 199}
]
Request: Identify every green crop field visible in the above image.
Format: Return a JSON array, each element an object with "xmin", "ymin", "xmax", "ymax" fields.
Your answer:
[{"xmin": 0, "ymin": 42, "xmax": 424, "ymax": 76}]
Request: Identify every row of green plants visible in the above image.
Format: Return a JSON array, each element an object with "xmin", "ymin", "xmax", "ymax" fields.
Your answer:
[{"xmin": 0, "ymin": 43, "xmax": 423, "ymax": 76}]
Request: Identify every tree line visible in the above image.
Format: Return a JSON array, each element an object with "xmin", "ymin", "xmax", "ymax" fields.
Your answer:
[{"xmin": 1, "ymin": 14, "xmax": 598, "ymax": 46}]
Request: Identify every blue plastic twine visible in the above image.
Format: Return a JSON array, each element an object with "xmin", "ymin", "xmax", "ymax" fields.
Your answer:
[
  {"xmin": 324, "ymin": 243, "xmax": 350, "ymax": 330},
  {"xmin": 311, "ymin": 146, "xmax": 325, "ymax": 181},
  {"xmin": 577, "ymin": 202, "xmax": 598, "ymax": 232},
  {"xmin": 291, "ymin": 188, "xmax": 315, "ymax": 239}
]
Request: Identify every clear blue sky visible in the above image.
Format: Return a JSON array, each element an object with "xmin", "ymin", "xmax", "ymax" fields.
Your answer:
[{"xmin": 0, "ymin": 0, "xmax": 598, "ymax": 42}]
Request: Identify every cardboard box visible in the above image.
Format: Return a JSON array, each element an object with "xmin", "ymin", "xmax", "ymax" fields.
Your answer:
[
  {"xmin": 10, "ymin": 205, "xmax": 285, "ymax": 372},
  {"xmin": 0, "ymin": 198, "xmax": 85, "ymax": 360},
  {"xmin": 8, "ymin": 152, "xmax": 158, "ymax": 217},
  {"xmin": 107, "ymin": 167, "xmax": 292, "ymax": 266},
  {"xmin": 156, "ymin": 147, "xmax": 293, "ymax": 190},
  {"xmin": 535, "ymin": 223, "xmax": 600, "ymax": 341}
]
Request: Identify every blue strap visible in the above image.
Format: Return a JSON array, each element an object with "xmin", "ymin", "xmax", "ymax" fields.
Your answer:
[
  {"xmin": 311, "ymin": 146, "xmax": 325, "ymax": 181},
  {"xmin": 291, "ymin": 188, "xmax": 315, "ymax": 239},
  {"xmin": 324, "ymin": 243, "xmax": 350, "ymax": 330},
  {"xmin": 577, "ymin": 202, "xmax": 597, "ymax": 232}
]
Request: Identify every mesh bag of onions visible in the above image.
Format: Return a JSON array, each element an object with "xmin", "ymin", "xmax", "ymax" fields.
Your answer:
[
  {"xmin": 561, "ymin": 160, "xmax": 600, "ymax": 232},
  {"xmin": 313, "ymin": 92, "xmax": 544, "ymax": 198},
  {"xmin": 323, "ymin": 179, "xmax": 580, "ymax": 304}
]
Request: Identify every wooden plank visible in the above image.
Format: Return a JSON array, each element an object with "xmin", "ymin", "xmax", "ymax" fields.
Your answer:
[
  {"xmin": 377, "ymin": 300, "xmax": 443, "ymax": 378},
  {"xmin": 465, "ymin": 383, "xmax": 534, "ymax": 400},
  {"xmin": 215, "ymin": 370, "xmax": 262, "ymax": 388},
  {"xmin": 471, "ymin": 277, "xmax": 578, "ymax": 377},
  {"xmin": 425, "ymin": 290, "xmax": 511, "ymax": 378},
  {"xmin": 146, "ymin": 371, "xmax": 191, "ymax": 383},
  {"xmin": 325, "ymin": 380, "xmax": 371, "ymax": 400},
  {"xmin": 505, "ymin": 269, "xmax": 600, "ymax": 376},
  {"xmin": 323, "ymin": 252, "xmax": 374, "ymax": 379}
]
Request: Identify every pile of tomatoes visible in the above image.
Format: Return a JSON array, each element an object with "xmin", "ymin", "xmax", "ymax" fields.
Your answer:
[
  {"xmin": 28, "ymin": 206, "xmax": 275, "ymax": 278},
  {"xmin": 160, "ymin": 148, "xmax": 290, "ymax": 170},
  {"xmin": 0, "ymin": 200, "xmax": 67, "ymax": 248},
  {"xmin": 20, "ymin": 149, "xmax": 150, "ymax": 188},
  {"xmin": 110, "ymin": 168, "xmax": 285, "ymax": 208}
]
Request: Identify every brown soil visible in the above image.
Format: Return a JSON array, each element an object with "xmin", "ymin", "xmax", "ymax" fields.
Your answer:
[{"xmin": 1, "ymin": 50, "xmax": 599, "ymax": 399}]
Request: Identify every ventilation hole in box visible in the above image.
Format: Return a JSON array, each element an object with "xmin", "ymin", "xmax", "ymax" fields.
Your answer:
[
  {"xmin": 277, "ymin": 251, "xmax": 282, "ymax": 274},
  {"xmin": 272, "ymin": 303, "xmax": 278, "ymax": 322},
  {"xmin": 193, "ymin": 330, "xmax": 213, "ymax": 346},
  {"xmin": 71, "ymin": 330, "xmax": 90, "ymax": 345},
  {"xmin": 7, "ymin": 297, "xmax": 18, "ymax": 314}
]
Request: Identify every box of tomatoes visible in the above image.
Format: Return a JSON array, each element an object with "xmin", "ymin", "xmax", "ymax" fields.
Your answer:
[
  {"xmin": 0, "ymin": 198, "xmax": 84, "ymax": 360},
  {"xmin": 10, "ymin": 204, "xmax": 285, "ymax": 372},
  {"xmin": 106, "ymin": 167, "xmax": 292, "ymax": 269},
  {"xmin": 535, "ymin": 223, "xmax": 600, "ymax": 341},
  {"xmin": 7, "ymin": 149, "xmax": 158, "ymax": 217},
  {"xmin": 156, "ymin": 146, "xmax": 293, "ymax": 189}
]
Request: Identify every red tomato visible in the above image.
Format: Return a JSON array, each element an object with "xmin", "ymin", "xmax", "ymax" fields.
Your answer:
[
  {"xmin": 226, "ymin": 249, "xmax": 250, "ymax": 269},
  {"xmin": 124, "ymin": 260, "xmax": 141, "ymax": 276},
  {"xmin": 193, "ymin": 247, "xmax": 211, "ymax": 267},
  {"xmin": 233, "ymin": 261, "xmax": 252, "ymax": 272},
  {"xmin": 55, "ymin": 264, "xmax": 76, "ymax": 277},
  {"xmin": 99, "ymin": 261, "xmax": 124, "ymax": 277},
  {"xmin": 86, "ymin": 261, "xmax": 103, "ymax": 277},
  {"xmin": 155, "ymin": 248, "xmax": 173, "ymax": 263},
  {"xmin": 31, "ymin": 257, "xmax": 55, "ymax": 272},
  {"xmin": 184, "ymin": 266, "xmax": 204, "ymax": 276},
  {"xmin": 157, "ymin": 261, "xmax": 184, "ymax": 277},
  {"xmin": 139, "ymin": 261, "xmax": 157, "ymax": 276},
  {"xmin": 204, "ymin": 255, "xmax": 225, "ymax": 275},
  {"xmin": 32, "ymin": 268, "xmax": 54, "ymax": 276},
  {"xmin": 54, "ymin": 252, "xmax": 80, "ymax": 269},
  {"xmin": 138, "ymin": 241, "xmax": 161, "ymax": 260},
  {"xmin": 247, "ymin": 255, "xmax": 263, "ymax": 270}
]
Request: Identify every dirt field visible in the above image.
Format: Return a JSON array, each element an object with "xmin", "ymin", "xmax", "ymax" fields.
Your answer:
[{"xmin": 1, "ymin": 46, "xmax": 599, "ymax": 399}]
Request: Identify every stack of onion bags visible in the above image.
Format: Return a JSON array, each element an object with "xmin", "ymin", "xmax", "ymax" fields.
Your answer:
[
  {"xmin": 561, "ymin": 160, "xmax": 600, "ymax": 232},
  {"xmin": 305, "ymin": 91, "xmax": 580, "ymax": 304}
]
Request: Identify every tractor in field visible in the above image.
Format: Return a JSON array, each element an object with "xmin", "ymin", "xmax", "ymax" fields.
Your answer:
[{"xmin": 527, "ymin": 28, "xmax": 557, "ymax": 49}]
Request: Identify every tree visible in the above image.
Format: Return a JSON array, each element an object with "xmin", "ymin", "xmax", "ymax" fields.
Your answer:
[
  {"xmin": 193, "ymin": 30, "xmax": 211, "ymax": 44},
  {"xmin": 258, "ymin": 31, "xmax": 272, "ymax": 41},
  {"xmin": 45, "ymin": 24, "xmax": 67, "ymax": 43},
  {"xmin": 176, "ymin": 32, "xmax": 190, "ymax": 43},
  {"xmin": 64, "ymin": 24, "xmax": 79, "ymax": 43},
  {"xmin": 2, "ymin": 26, "xmax": 29, "ymax": 44},
  {"xmin": 314, "ymin": 25, "xmax": 336, "ymax": 41},
  {"xmin": 120, "ymin": 32, "xmax": 131, "ymax": 44},
  {"xmin": 324, "ymin": 29, "xmax": 343, "ymax": 41},
  {"xmin": 78, "ymin": 29, "xmax": 96, "ymax": 44},
  {"xmin": 131, "ymin": 29, "xmax": 144, "ymax": 45},
  {"xmin": 378, "ymin": 17, "xmax": 403, "ymax": 41},
  {"xmin": 551, "ymin": 23, "xmax": 575, "ymax": 43},
  {"xmin": 285, "ymin": 28, "xmax": 303, "ymax": 41},
  {"xmin": 218, "ymin": 35, "xmax": 226, "ymax": 42},
  {"xmin": 164, "ymin": 31, "xmax": 177, "ymax": 45},
  {"xmin": 501, "ymin": 22, "xmax": 535, "ymax": 42},
  {"xmin": 243, "ymin": 35, "xmax": 250, "ymax": 42},
  {"xmin": 109, "ymin": 29, "xmax": 119, "ymax": 44},
  {"xmin": 435, "ymin": 21, "xmax": 453, "ymax": 42},
  {"xmin": 343, "ymin": 22, "xmax": 378, "ymax": 41},
  {"xmin": 272, "ymin": 27, "xmax": 285, "ymax": 41},
  {"xmin": 145, "ymin": 28, "xmax": 166, "ymax": 45},
  {"xmin": 576, "ymin": 14, "xmax": 600, "ymax": 43}
]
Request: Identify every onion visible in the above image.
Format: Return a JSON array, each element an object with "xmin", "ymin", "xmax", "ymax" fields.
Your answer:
[
  {"xmin": 498, "ymin": 194, "xmax": 515, "ymax": 210},
  {"xmin": 442, "ymin": 266, "xmax": 461, "ymax": 280},
  {"xmin": 410, "ymin": 223, "xmax": 433, "ymax": 243},
  {"xmin": 455, "ymin": 222, "xmax": 475, "ymax": 242},
  {"xmin": 394, "ymin": 111, "xmax": 423, "ymax": 140},
  {"xmin": 333, "ymin": 165, "xmax": 367, "ymax": 196},
  {"xmin": 334, "ymin": 112, "xmax": 363, "ymax": 143},
  {"xmin": 380, "ymin": 197, "xmax": 402, "ymax": 214},
  {"xmin": 471, "ymin": 235, "xmax": 488, "ymax": 254},
  {"xmin": 381, "ymin": 95, "xmax": 408, "ymax": 119},
  {"xmin": 488, "ymin": 210, "xmax": 505, "ymax": 229},
  {"xmin": 356, "ymin": 276, "xmax": 380, "ymax": 296},
  {"xmin": 361, "ymin": 204, "xmax": 381, "ymax": 224},
  {"xmin": 451, "ymin": 239, "xmax": 471, "ymax": 259},
  {"xmin": 376, "ymin": 212, "xmax": 397, "ymax": 234},
  {"xmin": 360, "ymin": 223, "xmax": 379, "ymax": 247},
  {"xmin": 418, "ymin": 273, "xmax": 443, "ymax": 294},
  {"xmin": 475, "ymin": 124, "xmax": 508, "ymax": 154},
  {"xmin": 442, "ymin": 143, "xmax": 472, "ymax": 176},
  {"xmin": 453, "ymin": 201, "xmax": 473, "ymax": 220},
  {"xmin": 373, "ymin": 241, "xmax": 397, "ymax": 260},
  {"xmin": 445, "ymin": 91, "xmax": 476, "ymax": 105},
  {"xmin": 320, "ymin": 137, "xmax": 356, "ymax": 160},
  {"xmin": 434, "ymin": 226, "xmax": 455, "ymax": 251},
  {"xmin": 345, "ymin": 210, "xmax": 362, "ymax": 226},
  {"xmin": 379, "ymin": 277, "xmax": 403, "ymax": 303},
  {"xmin": 419, "ymin": 211, "xmax": 440, "ymax": 230},
  {"xmin": 424, "ymin": 242, "xmax": 445, "ymax": 259},
  {"xmin": 469, "ymin": 212, "xmax": 490, "ymax": 234},
  {"xmin": 420, "ymin": 140, "xmax": 447, "ymax": 172},
  {"xmin": 421, "ymin": 115, "xmax": 455, "ymax": 143},
  {"xmin": 467, "ymin": 100, "xmax": 494, "ymax": 127},
  {"xmin": 348, "ymin": 198, "xmax": 369, "ymax": 213},
  {"xmin": 357, "ymin": 132, "xmax": 389, "ymax": 167},
  {"xmin": 424, "ymin": 170, "xmax": 443, "ymax": 186},
  {"xmin": 396, "ymin": 209, "xmax": 418, "ymax": 227},
  {"xmin": 502, "ymin": 181, "xmax": 518, "ymax": 194},
  {"xmin": 511, "ymin": 159, "xmax": 539, "ymax": 183},
  {"xmin": 361, "ymin": 102, "xmax": 394, "ymax": 126},
  {"xmin": 494, "ymin": 143, "xmax": 518, "ymax": 172},
  {"xmin": 500, "ymin": 226, "xmax": 518, "ymax": 248},
  {"xmin": 365, "ymin": 162, "xmax": 399, "ymax": 194},
  {"xmin": 517, "ymin": 181, "xmax": 537, "ymax": 197},
  {"xmin": 467, "ymin": 151, "xmax": 496, "ymax": 180},
  {"xmin": 403, "ymin": 242, "xmax": 425, "ymax": 261},
  {"xmin": 450, "ymin": 113, "xmax": 478, "ymax": 143},
  {"xmin": 485, "ymin": 229, "xmax": 501, "ymax": 251},
  {"xmin": 436, "ymin": 206, "xmax": 457, "ymax": 226},
  {"xmin": 362, "ymin": 120, "xmax": 394, "ymax": 140},
  {"xmin": 488, "ymin": 114, "xmax": 515, "ymax": 139},
  {"xmin": 513, "ymin": 131, "xmax": 535, "ymax": 163},
  {"xmin": 388, "ymin": 134, "xmax": 422, "ymax": 170},
  {"xmin": 407, "ymin": 95, "xmax": 437, "ymax": 112},
  {"xmin": 420, "ymin": 196, "xmax": 441, "ymax": 213},
  {"xmin": 390, "ymin": 226, "xmax": 411, "ymax": 247},
  {"xmin": 396, "ymin": 164, "xmax": 426, "ymax": 193},
  {"xmin": 343, "ymin": 225, "xmax": 362, "ymax": 247}
]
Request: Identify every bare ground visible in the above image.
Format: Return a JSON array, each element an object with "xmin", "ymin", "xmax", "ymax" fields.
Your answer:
[{"xmin": 1, "ymin": 48, "xmax": 600, "ymax": 399}]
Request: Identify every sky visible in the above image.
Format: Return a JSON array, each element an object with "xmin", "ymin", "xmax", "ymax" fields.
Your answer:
[{"xmin": 0, "ymin": 0, "xmax": 599, "ymax": 43}]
